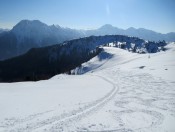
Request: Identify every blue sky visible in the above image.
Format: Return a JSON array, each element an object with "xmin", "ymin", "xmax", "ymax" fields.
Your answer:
[{"xmin": 0, "ymin": 0, "xmax": 175, "ymax": 33}]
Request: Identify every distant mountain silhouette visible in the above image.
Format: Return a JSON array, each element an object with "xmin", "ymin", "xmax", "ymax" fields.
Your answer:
[
  {"xmin": 0, "ymin": 28, "xmax": 9, "ymax": 33},
  {"xmin": 85, "ymin": 24, "xmax": 175, "ymax": 42},
  {"xmin": 0, "ymin": 20, "xmax": 85, "ymax": 60},
  {"xmin": 0, "ymin": 20, "xmax": 174, "ymax": 60}
]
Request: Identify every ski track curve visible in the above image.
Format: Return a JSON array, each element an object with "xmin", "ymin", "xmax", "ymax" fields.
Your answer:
[
  {"xmin": 100, "ymin": 69, "xmax": 175, "ymax": 132},
  {"xmin": 3, "ymin": 75, "xmax": 119, "ymax": 132}
]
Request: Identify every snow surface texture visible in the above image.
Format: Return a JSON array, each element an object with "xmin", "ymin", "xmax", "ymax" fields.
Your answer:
[{"xmin": 0, "ymin": 43, "xmax": 175, "ymax": 132}]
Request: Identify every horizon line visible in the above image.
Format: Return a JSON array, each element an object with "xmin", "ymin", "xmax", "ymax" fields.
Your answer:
[{"xmin": 0, "ymin": 19, "xmax": 175, "ymax": 34}]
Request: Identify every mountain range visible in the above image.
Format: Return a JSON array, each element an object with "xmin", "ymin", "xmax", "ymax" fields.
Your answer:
[{"xmin": 0, "ymin": 20, "xmax": 175, "ymax": 60}]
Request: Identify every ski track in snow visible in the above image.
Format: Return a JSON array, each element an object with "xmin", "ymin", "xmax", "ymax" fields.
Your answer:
[
  {"xmin": 1, "ymin": 69, "xmax": 175, "ymax": 132},
  {"xmin": 38, "ymin": 70, "xmax": 174, "ymax": 132},
  {"xmin": 1, "ymin": 75, "xmax": 119, "ymax": 132},
  {"xmin": 82, "ymin": 69, "xmax": 175, "ymax": 132}
]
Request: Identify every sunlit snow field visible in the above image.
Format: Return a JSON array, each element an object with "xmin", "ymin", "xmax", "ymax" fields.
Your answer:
[{"xmin": 0, "ymin": 43, "xmax": 175, "ymax": 132}]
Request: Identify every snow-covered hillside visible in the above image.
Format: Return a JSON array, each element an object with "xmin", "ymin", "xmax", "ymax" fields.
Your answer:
[
  {"xmin": 0, "ymin": 43, "xmax": 175, "ymax": 132},
  {"xmin": 73, "ymin": 42, "xmax": 175, "ymax": 81}
]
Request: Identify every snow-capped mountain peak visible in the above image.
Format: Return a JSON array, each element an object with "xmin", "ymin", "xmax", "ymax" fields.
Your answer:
[
  {"xmin": 11, "ymin": 20, "xmax": 53, "ymax": 45},
  {"xmin": 99, "ymin": 24, "xmax": 114, "ymax": 29}
]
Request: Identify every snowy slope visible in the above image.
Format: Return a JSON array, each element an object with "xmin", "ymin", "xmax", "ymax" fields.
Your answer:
[
  {"xmin": 75, "ymin": 42, "xmax": 175, "ymax": 82},
  {"xmin": 0, "ymin": 75, "xmax": 115, "ymax": 131},
  {"xmin": 0, "ymin": 43, "xmax": 175, "ymax": 132},
  {"xmin": 70, "ymin": 42, "xmax": 175, "ymax": 132}
]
